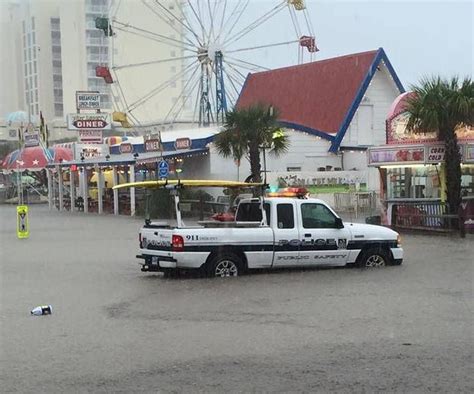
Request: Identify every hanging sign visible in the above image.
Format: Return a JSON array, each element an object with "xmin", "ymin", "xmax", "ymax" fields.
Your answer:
[
  {"xmin": 24, "ymin": 131, "xmax": 40, "ymax": 147},
  {"xmin": 76, "ymin": 91, "xmax": 101, "ymax": 110},
  {"xmin": 426, "ymin": 145, "xmax": 446, "ymax": 163},
  {"xmin": 78, "ymin": 130, "xmax": 103, "ymax": 144},
  {"xmin": 144, "ymin": 138, "xmax": 162, "ymax": 152},
  {"xmin": 67, "ymin": 113, "xmax": 111, "ymax": 130},
  {"xmin": 17, "ymin": 205, "xmax": 29, "ymax": 239},
  {"xmin": 174, "ymin": 137, "xmax": 191, "ymax": 150}
]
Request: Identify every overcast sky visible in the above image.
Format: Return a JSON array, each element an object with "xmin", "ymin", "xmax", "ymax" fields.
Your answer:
[{"xmin": 231, "ymin": 0, "xmax": 473, "ymax": 89}]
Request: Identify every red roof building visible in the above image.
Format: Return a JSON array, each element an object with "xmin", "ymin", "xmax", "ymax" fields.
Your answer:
[{"xmin": 237, "ymin": 48, "xmax": 404, "ymax": 153}]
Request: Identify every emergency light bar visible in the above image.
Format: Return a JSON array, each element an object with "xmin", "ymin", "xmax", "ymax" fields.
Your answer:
[{"xmin": 266, "ymin": 187, "xmax": 309, "ymax": 198}]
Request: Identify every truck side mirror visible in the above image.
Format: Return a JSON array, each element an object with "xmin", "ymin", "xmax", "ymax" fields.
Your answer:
[{"xmin": 335, "ymin": 217, "xmax": 344, "ymax": 229}]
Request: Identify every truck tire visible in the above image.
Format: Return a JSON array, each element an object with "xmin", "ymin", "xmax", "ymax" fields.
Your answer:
[
  {"xmin": 357, "ymin": 247, "xmax": 389, "ymax": 268},
  {"xmin": 207, "ymin": 253, "xmax": 242, "ymax": 278}
]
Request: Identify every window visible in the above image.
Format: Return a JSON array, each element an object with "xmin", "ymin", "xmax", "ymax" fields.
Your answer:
[
  {"xmin": 287, "ymin": 166, "xmax": 301, "ymax": 172},
  {"xmin": 236, "ymin": 202, "xmax": 271, "ymax": 223},
  {"xmin": 54, "ymin": 103, "xmax": 63, "ymax": 117},
  {"xmin": 277, "ymin": 204, "xmax": 294, "ymax": 229},
  {"xmin": 35, "ymin": 90, "xmax": 38, "ymax": 102},
  {"xmin": 301, "ymin": 203, "xmax": 339, "ymax": 229},
  {"xmin": 35, "ymin": 104, "xmax": 39, "ymax": 114},
  {"xmin": 31, "ymin": 17, "xmax": 35, "ymax": 30}
]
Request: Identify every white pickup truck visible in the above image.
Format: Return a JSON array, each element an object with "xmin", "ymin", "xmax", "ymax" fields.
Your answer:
[{"xmin": 137, "ymin": 196, "xmax": 403, "ymax": 277}]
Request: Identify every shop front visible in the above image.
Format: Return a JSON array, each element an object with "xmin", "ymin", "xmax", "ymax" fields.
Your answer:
[{"xmin": 368, "ymin": 92, "xmax": 474, "ymax": 231}]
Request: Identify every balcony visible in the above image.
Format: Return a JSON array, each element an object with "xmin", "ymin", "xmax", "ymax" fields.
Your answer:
[{"xmin": 85, "ymin": 5, "xmax": 108, "ymax": 15}]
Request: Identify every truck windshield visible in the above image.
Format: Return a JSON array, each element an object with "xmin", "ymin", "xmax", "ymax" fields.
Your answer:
[{"xmin": 236, "ymin": 202, "xmax": 271, "ymax": 223}]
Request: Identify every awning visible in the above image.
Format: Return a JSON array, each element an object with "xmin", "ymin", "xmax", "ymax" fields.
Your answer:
[
  {"xmin": 135, "ymin": 148, "xmax": 209, "ymax": 165},
  {"xmin": 46, "ymin": 147, "xmax": 209, "ymax": 169}
]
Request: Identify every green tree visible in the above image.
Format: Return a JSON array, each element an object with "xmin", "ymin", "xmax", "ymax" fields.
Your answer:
[
  {"xmin": 406, "ymin": 76, "xmax": 473, "ymax": 214},
  {"xmin": 214, "ymin": 104, "xmax": 289, "ymax": 183}
]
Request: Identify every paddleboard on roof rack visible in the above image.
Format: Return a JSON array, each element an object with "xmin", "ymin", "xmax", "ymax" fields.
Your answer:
[{"xmin": 112, "ymin": 180, "xmax": 265, "ymax": 190}]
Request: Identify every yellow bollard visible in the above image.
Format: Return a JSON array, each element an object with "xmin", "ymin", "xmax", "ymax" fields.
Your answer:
[{"xmin": 17, "ymin": 205, "xmax": 29, "ymax": 239}]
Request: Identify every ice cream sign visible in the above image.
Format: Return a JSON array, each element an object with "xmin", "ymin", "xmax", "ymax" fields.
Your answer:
[{"xmin": 67, "ymin": 113, "xmax": 111, "ymax": 130}]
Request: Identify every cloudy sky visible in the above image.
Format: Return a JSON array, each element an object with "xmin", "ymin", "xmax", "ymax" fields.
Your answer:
[{"xmin": 230, "ymin": 0, "xmax": 473, "ymax": 88}]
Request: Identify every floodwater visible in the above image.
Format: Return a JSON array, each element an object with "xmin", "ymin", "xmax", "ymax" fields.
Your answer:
[{"xmin": 1, "ymin": 205, "xmax": 473, "ymax": 392}]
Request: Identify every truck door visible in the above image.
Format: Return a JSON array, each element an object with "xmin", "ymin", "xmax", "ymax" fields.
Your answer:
[
  {"xmin": 298, "ymin": 202, "xmax": 350, "ymax": 265},
  {"xmin": 272, "ymin": 202, "xmax": 301, "ymax": 267}
]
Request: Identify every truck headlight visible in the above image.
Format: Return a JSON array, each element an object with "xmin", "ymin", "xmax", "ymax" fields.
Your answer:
[{"xmin": 397, "ymin": 234, "xmax": 402, "ymax": 247}]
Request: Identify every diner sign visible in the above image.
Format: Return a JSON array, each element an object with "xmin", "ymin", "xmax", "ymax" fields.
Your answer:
[
  {"xmin": 144, "ymin": 138, "xmax": 162, "ymax": 152},
  {"xmin": 174, "ymin": 137, "xmax": 191, "ymax": 150},
  {"xmin": 67, "ymin": 113, "xmax": 111, "ymax": 130}
]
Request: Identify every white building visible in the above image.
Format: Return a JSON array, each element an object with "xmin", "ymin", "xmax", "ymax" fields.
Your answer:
[
  {"xmin": 0, "ymin": 0, "xmax": 185, "ymax": 141},
  {"xmin": 231, "ymin": 48, "xmax": 405, "ymax": 192}
]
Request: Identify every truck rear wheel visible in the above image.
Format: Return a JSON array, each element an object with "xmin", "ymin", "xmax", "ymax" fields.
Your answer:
[{"xmin": 207, "ymin": 254, "xmax": 242, "ymax": 278}]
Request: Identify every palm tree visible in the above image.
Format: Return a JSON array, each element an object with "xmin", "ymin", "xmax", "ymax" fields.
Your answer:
[
  {"xmin": 214, "ymin": 104, "xmax": 289, "ymax": 183},
  {"xmin": 406, "ymin": 76, "xmax": 473, "ymax": 215}
]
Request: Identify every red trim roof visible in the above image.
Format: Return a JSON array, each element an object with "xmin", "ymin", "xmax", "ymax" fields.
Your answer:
[{"xmin": 237, "ymin": 50, "xmax": 379, "ymax": 135}]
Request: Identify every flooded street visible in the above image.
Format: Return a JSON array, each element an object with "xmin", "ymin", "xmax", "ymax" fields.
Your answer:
[{"xmin": 1, "ymin": 205, "xmax": 473, "ymax": 393}]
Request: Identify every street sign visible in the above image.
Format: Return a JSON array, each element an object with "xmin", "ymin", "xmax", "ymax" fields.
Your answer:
[
  {"xmin": 158, "ymin": 160, "xmax": 169, "ymax": 178},
  {"xmin": 17, "ymin": 205, "xmax": 29, "ymax": 239},
  {"xmin": 67, "ymin": 113, "xmax": 111, "ymax": 130},
  {"xmin": 76, "ymin": 91, "xmax": 101, "ymax": 110},
  {"xmin": 78, "ymin": 130, "xmax": 103, "ymax": 144}
]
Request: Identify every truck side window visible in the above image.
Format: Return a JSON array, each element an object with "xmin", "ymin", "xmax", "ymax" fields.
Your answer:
[
  {"xmin": 277, "ymin": 204, "xmax": 294, "ymax": 229},
  {"xmin": 236, "ymin": 202, "xmax": 271, "ymax": 223},
  {"xmin": 301, "ymin": 203, "xmax": 338, "ymax": 228}
]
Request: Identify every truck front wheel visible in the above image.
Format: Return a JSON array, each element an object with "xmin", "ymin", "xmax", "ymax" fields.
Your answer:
[
  {"xmin": 207, "ymin": 254, "xmax": 242, "ymax": 278},
  {"xmin": 357, "ymin": 247, "xmax": 389, "ymax": 268}
]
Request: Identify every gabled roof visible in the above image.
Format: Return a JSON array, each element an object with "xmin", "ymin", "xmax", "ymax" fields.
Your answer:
[{"xmin": 236, "ymin": 48, "xmax": 404, "ymax": 152}]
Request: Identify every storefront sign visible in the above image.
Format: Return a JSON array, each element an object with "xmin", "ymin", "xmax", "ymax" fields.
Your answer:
[
  {"xmin": 119, "ymin": 143, "xmax": 133, "ymax": 154},
  {"xmin": 78, "ymin": 130, "xmax": 103, "ymax": 144},
  {"xmin": 67, "ymin": 113, "xmax": 111, "ymax": 130},
  {"xmin": 465, "ymin": 144, "xmax": 474, "ymax": 163},
  {"xmin": 368, "ymin": 147, "xmax": 425, "ymax": 165},
  {"xmin": 81, "ymin": 146, "xmax": 102, "ymax": 159},
  {"xmin": 24, "ymin": 131, "xmax": 40, "ymax": 147},
  {"xmin": 144, "ymin": 138, "xmax": 162, "ymax": 152},
  {"xmin": 426, "ymin": 145, "xmax": 445, "ymax": 163},
  {"xmin": 174, "ymin": 137, "xmax": 191, "ymax": 150},
  {"xmin": 76, "ymin": 91, "xmax": 101, "ymax": 110}
]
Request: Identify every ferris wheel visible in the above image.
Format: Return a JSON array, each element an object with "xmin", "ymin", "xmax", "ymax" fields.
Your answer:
[{"xmin": 97, "ymin": 0, "xmax": 317, "ymax": 129}]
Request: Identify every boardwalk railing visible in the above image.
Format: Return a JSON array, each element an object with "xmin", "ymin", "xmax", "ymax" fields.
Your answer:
[{"xmin": 392, "ymin": 201, "xmax": 472, "ymax": 233}]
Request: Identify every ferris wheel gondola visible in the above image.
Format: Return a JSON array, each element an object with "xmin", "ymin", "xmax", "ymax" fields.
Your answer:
[{"xmin": 96, "ymin": 0, "xmax": 317, "ymax": 130}]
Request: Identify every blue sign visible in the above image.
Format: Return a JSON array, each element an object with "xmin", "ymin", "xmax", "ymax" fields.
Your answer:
[{"xmin": 158, "ymin": 160, "xmax": 169, "ymax": 178}]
